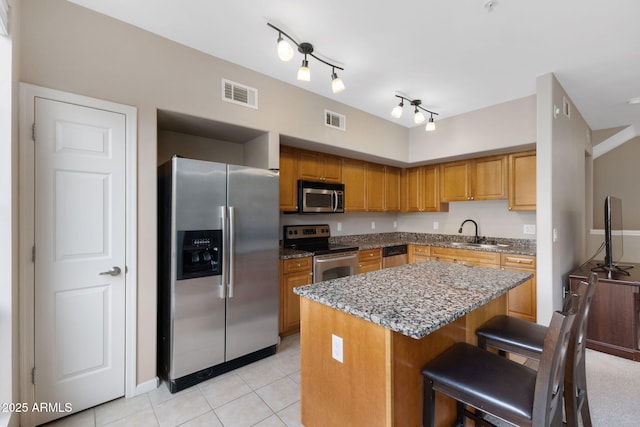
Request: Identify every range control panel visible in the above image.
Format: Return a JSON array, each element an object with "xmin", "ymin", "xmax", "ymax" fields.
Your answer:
[{"xmin": 283, "ymin": 224, "xmax": 331, "ymax": 241}]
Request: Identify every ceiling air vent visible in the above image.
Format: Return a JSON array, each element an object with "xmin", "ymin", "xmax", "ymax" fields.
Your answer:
[
  {"xmin": 222, "ymin": 79, "xmax": 258, "ymax": 109},
  {"xmin": 325, "ymin": 110, "xmax": 346, "ymax": 131}
]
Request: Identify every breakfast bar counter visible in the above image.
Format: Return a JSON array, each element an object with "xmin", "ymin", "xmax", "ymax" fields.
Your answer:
[{"xmin": 294, "ymin": 260, "xmax": 532, "ymax": 427}]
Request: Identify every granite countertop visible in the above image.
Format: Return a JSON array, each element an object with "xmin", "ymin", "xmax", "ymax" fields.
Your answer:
[
  {"xmin": 280, "ymin": 232, "xmax": 536, "ymax": 260},
  {"xmin": 294, "ymin": 260, "xmax": 532, "ymax": 339}
]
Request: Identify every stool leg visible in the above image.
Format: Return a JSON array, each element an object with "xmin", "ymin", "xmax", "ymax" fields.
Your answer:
[{"xmin": 423, "ymin": 377, "xmax": 436, "ymax": 427}]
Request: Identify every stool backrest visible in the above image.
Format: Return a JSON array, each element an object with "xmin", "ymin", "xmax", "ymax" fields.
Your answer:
[
  {"xmin": 532, "ymin": 293, "xmax": 578, "ymax": 426},
  {"xmin": 571, "ymin": 272, "xmax": 598, "ymax": 363}
]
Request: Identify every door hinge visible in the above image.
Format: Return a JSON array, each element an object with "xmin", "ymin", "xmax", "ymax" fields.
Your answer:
[
  {"xmin": 31, "ymin": 367, "xmax": 35, "ymax": 385},
  {"xmin": 32, "ymin": 246, "xmax": 36, "ymax": 263},
  {"xmin": 32, "ymin": 123, "xmax": 36, "ymax": 142}
]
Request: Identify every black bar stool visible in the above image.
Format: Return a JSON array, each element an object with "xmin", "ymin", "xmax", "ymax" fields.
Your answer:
[
  {"xmin": 422, "ymin": 294, "xmax": 578, "ymax": 427},
  {"xmin": 476, "ymin": 272, "xmax": 597, "ymax": 427}
]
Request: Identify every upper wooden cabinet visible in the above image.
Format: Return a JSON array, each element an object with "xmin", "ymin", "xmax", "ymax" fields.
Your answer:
[
  {"xmin": 384, "ymin": 166, "xmax": 401, "ymax": 212},
  {"xmin": 297, "ymin": 149, "xmax": 342, "ymax": 183},
  {"xmin": 279, "ymin": 145, "xmax": 299, "ymax": 212},
  {"xmin": 402, "ymin": 165, "xmax": 447, "ymax": 212},
  {"xmin": 440, "ymin": 155, "xmax": 507, "ymax": 202},
  {"xmin": 366, "ymin": 163, "xmax": 385, "ymax": 211},
  {"xmin": 508, "ymin": 150, "xmax": 536, "ymax": 211},
  {"xmin": 343, "ymin": 158, "xmax": 367, "ymax": 212}
]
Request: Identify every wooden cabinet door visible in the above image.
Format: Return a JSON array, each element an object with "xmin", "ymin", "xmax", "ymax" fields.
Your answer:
[
  {"xmin": 440, "ymin": 160, "xmax": 470, "ymax": 202},
  {"xmin": 280, "ymin": 258, "xmax": 312, "ymax": 336},
  {"xmin": 403, "ymin": 167, "xmax": 422, "ymax": 212},
  {"xmin": 366, "ymin": 163, "xmax": 385, "ymax": 211},
  {"xmin": 321, "ymin": 154, "xmax": 343, "ymax": 183},
  {"xmin": 279, "ymin": 145, "xmax": 298, "ymax": 211},
  {"xmin": 508, "ymin": 150, "xmax": 536, "ymax": 211},
  {"xmin": 472, "ymin": 155, "xmax": 507, "ymax": 200},
  {"xmin": 359, "ymin": 249, "xmax": 382, "ymax": 273},
  {"xmin": 409, "ymin": 245, "xmax": 431, "ymax": 263},
  {"xmin": 384, "ymin": 166, "xmax": 401, "ymax": 211},
  {"xmin": 343, "ymin": 158, "xmax": 367, "ymax": 212},
  {"xmin": 297, "ymin": 149, "xmax": 322, "ymax": 181},
  {"xmin": 501, "ymin": 254, "xmax": 537, "ymax": 322},
  {"xmin": 422, "ymin": 165, "xmax": 444, "ymax": 212},
  {"xmin": 505, "ymin": 268, "xmax": 537, "ymax": 322}
]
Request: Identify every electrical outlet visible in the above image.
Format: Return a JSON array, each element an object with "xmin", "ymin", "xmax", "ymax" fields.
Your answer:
[
  {"xmin": 332, "ymin": 334, "xmax": 343, "ymax": 363},
  {"xmin": 337, "ymin": 222, "xmax": 342, "ymax": 231},
  {"xmin": 371, "ymin": 221, "xmax": 376, "ymax": 230},
  {"xmin": 433, "ymin": 221, "xmax": 439, "ymax": 230},
  {"xmin": 393, "ymin": 220, "xmax": 397, "ymax": 229},
  {"xmin": 523, "ymin": 224, "xmax": 536, "ymax": 235}
]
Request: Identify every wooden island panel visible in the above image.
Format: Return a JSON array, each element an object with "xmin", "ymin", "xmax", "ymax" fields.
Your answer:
[{"xmin": 300, "ymin": 294, "xmax": 508, "ymax": 427}]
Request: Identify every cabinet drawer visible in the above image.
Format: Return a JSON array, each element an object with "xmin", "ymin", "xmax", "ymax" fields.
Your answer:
[
  {"xmin": 501, "ymin": 254, "xmax": 536, "ymax": 270},
  {"xmin": 431, "ymin": 247, "xmax": 500, "ymax": 266},
  {"xmin": 411, "ymin": 245, "xmax": 431, "ymax": 256},
  {"xmin": 283, "ymin": 257, "xmax": 312, "ymax": 274},
  {"xmin": 359, "ymin": 248, "xmax": 382, "ymax": 262}
]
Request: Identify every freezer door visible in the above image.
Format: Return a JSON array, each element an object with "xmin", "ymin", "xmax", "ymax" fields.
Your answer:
[
  {"xmin": 170, "ymin": 158, "xmax": 227, "ymax": 378},
  {"xmin": 225, "ymin": 165, "xmax": 280, "ymax": 361}
]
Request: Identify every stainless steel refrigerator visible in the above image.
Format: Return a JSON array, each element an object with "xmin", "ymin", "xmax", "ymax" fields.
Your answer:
[{"xmin": 158, "ymin": 156, "xmax": 279, "ymax": 393}]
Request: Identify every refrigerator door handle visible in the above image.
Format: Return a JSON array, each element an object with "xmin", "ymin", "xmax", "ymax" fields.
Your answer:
[
  {"xmin": 220, "ymin": 206, "xmax": 228, "ymax": 299},
  {"xmin": 228, "ymin": 206, "xmax": 235, "ymax": 298}
]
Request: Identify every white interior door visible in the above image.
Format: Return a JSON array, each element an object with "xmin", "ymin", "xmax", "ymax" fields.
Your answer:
[{"xmin": 33, "ymin": 97, "xmax": 126, "ymax": 425}]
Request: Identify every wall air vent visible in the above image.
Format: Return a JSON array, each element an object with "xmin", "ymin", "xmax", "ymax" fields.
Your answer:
[
  {"xmin": 325, "ymin": 110, "xmax": 346, "ymax": 131},
  {"xmin": 222, "ymin": 79, "xmax": 258, "ymax": 109}
]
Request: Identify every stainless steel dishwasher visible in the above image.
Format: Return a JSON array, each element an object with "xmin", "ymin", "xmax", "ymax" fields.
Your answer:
[{"xmin": 382, "ymin": 245, "xmax": 408, "ymax": 268}]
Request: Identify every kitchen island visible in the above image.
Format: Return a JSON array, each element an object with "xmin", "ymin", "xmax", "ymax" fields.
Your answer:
[{"xmin": 294, "ymin": 260, "xmax": 532, "ymax": 427}]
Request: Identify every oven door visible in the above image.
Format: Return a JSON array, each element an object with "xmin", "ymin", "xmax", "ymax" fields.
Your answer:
[{"xmin": 313, "ymin": 251, "xmax": 359, "ymax": 283}]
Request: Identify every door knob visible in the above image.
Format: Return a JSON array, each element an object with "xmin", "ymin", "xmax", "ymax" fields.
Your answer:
[{"xmin": 99, "ymin": 266, "xmax": 122, "ymax": 276}]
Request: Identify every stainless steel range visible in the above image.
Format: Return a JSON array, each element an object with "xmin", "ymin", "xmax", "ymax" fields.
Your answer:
[{"xmin": 283, "ymin": 224, "xmax": 359, "ymax": 283}]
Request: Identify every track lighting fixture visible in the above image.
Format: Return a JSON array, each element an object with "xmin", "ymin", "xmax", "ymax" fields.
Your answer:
[
  {"xmin": 268, "ymin": 23, "xmax": 345, "ymax": 94},
  {"xmin": 390, "ymin": 95, "xmax": 439, "ymax": 131}
]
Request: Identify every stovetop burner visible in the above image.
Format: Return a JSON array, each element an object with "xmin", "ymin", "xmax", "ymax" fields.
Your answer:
[{"xmin": 283, "ymin": 224, "xmax": 358, "ymax": 255}]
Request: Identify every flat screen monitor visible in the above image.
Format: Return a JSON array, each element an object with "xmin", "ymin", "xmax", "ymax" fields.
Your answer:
[
  {"xmin": 604, "ymin": 195, "xmax": 623, "ymax": 268},
  {"xmin": 593, "ymin": 195, "xmax": 632, "ymax": 275}
]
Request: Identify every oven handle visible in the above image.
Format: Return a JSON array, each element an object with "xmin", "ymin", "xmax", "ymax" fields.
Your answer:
[{"xmin": 315, "ymin": 252, "xmax": 358, "ymax": 263}]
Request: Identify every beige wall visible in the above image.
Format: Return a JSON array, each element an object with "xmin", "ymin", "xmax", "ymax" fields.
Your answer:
[
  {"xmin": 536, "ymin": 73, "xmax": 591, "ymax": 325},
  {"xmin": 592, "ymin": 135, "xmax": 640, "ymax": 229},
  {"xmin": 18, "ymin": 0, "xmax": 546, "ymax": 389},
  {"xmin": 588, "ymin": 129, "xmax": 640, "ymax": 263},
  {"xmin": 408, "ymin": 95, "xmax": 537, "ymax": 163}
]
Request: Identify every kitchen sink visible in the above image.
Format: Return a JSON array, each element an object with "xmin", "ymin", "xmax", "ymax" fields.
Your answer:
[{"xmin": 446, "ymin": 242, "xmax": 509, "ymax": 249}]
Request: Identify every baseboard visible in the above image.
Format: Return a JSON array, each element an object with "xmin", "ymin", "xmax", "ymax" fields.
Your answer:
[{"xmin": 134, "ymin": 377, "xmax": 160, "ymax": 396}]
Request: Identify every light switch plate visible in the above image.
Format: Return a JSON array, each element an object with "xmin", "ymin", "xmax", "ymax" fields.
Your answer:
[{"xmin": 523, "ymin": 224, "xmax": 536, "ymax": 235}]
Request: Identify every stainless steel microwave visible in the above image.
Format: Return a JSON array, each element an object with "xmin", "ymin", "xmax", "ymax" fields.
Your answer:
[{"xmin": 298, "ymin": 180, "xmax": 345, "ymax": 213}]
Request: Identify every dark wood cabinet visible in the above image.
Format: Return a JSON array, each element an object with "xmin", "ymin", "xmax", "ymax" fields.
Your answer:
[{"xmin": 569, "ymin": 261, "xmax": 640, "ymax": 362}]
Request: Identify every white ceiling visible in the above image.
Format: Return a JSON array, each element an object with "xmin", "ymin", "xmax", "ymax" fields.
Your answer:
[{"xmin": 68, "ymin": 0, "xmax": 640, "ymax": 131}]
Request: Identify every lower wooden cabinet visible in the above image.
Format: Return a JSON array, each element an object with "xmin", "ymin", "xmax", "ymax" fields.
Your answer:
[
  {"xmin": 501, "ymin": 253, "xmax": 537, "ymax": 322},
  {"xmin": 408, "ymin": 245, "xmax": 431, "ymax": 263},
  {"xmin": 280, "ymin": 257, "xmax": 312, "ymax": 336},
  {"xmin": 359, "ymin": 248, "xmax": 382, "ymax": 273},
  {"xmin": 430, "ymin": 246, "xmax": 500, "ymax": 267}
]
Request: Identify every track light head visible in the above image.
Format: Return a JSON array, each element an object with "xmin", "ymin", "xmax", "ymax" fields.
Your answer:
[
  {"xmin": 277, "ymin": 33, "xmax": 294, "ymax": 61},
  {"xmin": 391, "ymin": 102, "xmax": 404, "ymax": 118},
  {"xmin": 297, "ymin": 57, "xmax": 311, "ymax": 82},
  {"xmin": 425, "ymin": 115, "xmax": 436, "ymax": 131},
  {"xmin": 331, "ymin": 69, "xmax": 345, "ymax": 94}
]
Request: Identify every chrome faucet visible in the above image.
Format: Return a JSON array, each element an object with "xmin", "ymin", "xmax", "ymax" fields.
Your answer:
[{"xmin": 458, "ymin": 219, "xmax": 480, "ymax": 243}]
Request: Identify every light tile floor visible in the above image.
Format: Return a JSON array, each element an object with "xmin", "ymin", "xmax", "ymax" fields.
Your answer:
[{"xmin": 42, "ymin": 334, "xmax": 302, "ymax": 427}]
